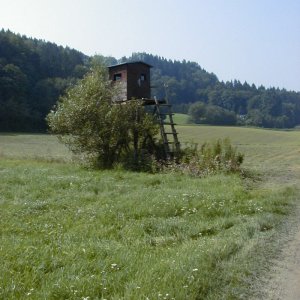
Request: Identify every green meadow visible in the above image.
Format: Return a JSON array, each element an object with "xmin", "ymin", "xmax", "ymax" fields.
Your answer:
[
  {"xmin": 0, "ymin": 126, "xmax": 300, "ymax": 299},
  {"xmin": 172, "ymin": 113, "xmax": 190, "ymax": 125},
  {"xmin": 178, "ymin": 125, "xmax": 300, "ymax": 181}
]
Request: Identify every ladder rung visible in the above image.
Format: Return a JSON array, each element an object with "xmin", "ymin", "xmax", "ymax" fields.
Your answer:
[
  {"xmin": 159, "ymin": 113, "xmax": 174, "ymax": 115},
  {"xmin": 165, "ymin": 132, "xmax": 178, "ymax": 135}
]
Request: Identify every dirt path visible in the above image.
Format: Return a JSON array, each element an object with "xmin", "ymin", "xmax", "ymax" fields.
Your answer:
[
  {"xmin": 260, "ymin": 217, "xmax": 300, "ymax": 299},
  {"xmin": 255, "ymin": 170, "xmax": 300, "ymax": 300},
  {"xmin": 242, "ymin": 158, "xmax": 300, "ymax": 300}
]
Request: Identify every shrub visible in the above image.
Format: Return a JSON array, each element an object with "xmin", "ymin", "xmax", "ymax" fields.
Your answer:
[
  {"xmin": 47, "ymin": 65, "xmax": 160, "ymax": 170},
  {"xmin": 163, "ymin": 138, "xmax": 244, "ymax": 176},
  {"xmin": 188, "ymin": 102, "xmax": 237, "ymax": 125}
]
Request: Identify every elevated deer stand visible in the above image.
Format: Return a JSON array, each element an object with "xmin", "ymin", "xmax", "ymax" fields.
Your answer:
[{"xmin": 108, "ymin": 61, "xmax": 180, "ymax": 159}]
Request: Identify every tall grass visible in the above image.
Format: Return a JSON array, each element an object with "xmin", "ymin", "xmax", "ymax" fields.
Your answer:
[
  {"xmin": 175, "ymin": 138, "xmax": 244, "ymax": 176},
  {"xmin": 1, "ymin": 128, "xmax": 300, "ymax": 298},
  {"xmin": 0, "ymin": 159, "xmax": 297, "ymax": 299}
]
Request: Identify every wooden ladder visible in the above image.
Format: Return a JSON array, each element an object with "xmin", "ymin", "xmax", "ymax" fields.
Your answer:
[{"xmin": 154, "ymin": 98, "xmax": 180, "ymax": 159}]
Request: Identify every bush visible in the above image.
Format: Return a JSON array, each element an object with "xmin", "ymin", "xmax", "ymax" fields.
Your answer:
[
  {"xmin": 47, "ymin": 65, "xmax": 160, "ymax": 170},
  {"xmin": 188, "ymin": 102, "xmax": 237, "ymax": 125},
  {"xmin": 161, "ymin": 138, "xmax": 244, "ymax": 176}
]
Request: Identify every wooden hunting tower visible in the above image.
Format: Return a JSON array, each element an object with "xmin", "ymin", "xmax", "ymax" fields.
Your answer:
[
  {"xmin": 108, "ymin": 61, "xmax": 152, "ymax": 101},
  {"xmin": 108, "ymin": 61, "xmax": 180, "ymax": 159}
]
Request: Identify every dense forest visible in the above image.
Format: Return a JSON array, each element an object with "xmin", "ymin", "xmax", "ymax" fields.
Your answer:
[
  {"xmin": 126, "ymin": 53, "xmax": 300, "ymax": 128},
  {"xmin": 1, "ymin": 29, "xmax": 300, "ymax": 131},
  {"xmin": 0, "ymin": 29, "xmax": 88, "ymax": 131}
]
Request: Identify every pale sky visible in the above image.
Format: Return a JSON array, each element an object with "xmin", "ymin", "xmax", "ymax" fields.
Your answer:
[{"xmin": 1, "ymin": 0, "xmax": 300, "ymax": 91}]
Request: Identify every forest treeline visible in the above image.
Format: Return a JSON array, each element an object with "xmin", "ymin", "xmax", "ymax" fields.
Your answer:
[
  {"xmin": 0, "ymin": 30, "xmax": 88, "ymax": 131},
  {"xmin": 126, "ymin": 53, "xmax": 300, "ymax": 128},
  {"xmin": 1, "ymin": 29, "xmax": 300, "ymax": 131}
]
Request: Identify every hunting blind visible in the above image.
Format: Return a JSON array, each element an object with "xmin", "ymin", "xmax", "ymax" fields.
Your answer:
[{"xmin": 108, "ymin": 61, "xmax": 180, "ymax": 159}]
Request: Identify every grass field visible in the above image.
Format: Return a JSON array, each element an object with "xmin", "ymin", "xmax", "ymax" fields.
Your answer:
[
  {"xmin": 0, "ymin": 126, "xmax": 300, "ymax": 299},
  {"xmin": 177, "ymin": 125, "xmax": 300, "ymax": 184},
  {"xmin": 0, "ymin": 133, "xmax": 71, "ymax": 162},
  {"xmin": 173, "ymin": 113, "xmax": 190, "ymax": 125}
]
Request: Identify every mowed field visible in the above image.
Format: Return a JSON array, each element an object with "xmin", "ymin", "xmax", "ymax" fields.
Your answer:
[
  {"xmin": 2, "ymin": 125, "xmax": 299, "ymax": 180},
  {"xmin": 0, "ymin": 134, "xmax": 71, "ymax": 162},
  {"xmin": 178, "ymin": 125, "xmax": 300, "ymax": 183},
  {"xmin": 0, "ymin": 126, "xmax": 300, "ymax": 299}
]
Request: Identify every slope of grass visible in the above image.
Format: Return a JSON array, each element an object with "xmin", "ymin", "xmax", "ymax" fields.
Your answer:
[
  {"xmin": 173, "ymin": 113, "xmax": 189, "ymax": 125},
  {"xmin": 177, "ymin": 125, "xmax": 300, "ymax": 181},
  {"xmin": 0, "ymin": 133, "xmax": 71, "ymax": 162},
  {"xmin": 0, "ymin": 159, "xmax": 297, "ymax": 299},
  {"xmin": 2, "ymin": 126, "xmax": 300, "ymax": 175}
]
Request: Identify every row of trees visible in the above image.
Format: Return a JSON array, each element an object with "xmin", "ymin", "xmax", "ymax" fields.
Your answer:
[
  {"xmin": 1, "ymin": 30, "xmax": 300, "ymax": 131},
  {"xmin": 125, "ymin": 53, "xmax": 300, "ymax": 128},
  {"xmin": 188, "ymin": 87, "xmax": 300, "ymax": 127}
]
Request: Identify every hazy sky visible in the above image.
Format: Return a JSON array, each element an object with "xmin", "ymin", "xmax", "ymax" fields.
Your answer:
[{"xmin": 1, "ymin": 0, "xmax": 299, "ymax": 91}]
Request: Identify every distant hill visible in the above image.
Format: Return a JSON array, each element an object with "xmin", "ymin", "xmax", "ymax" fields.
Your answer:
[
  {"xmin": 0, "ymin": 29, "xmax": 88, "ymax": 131},
  {"xmin": 122, "ymin": 53, "xmax": 300, "ymax": 128},
  {"xmin": 1, "ymin": 29, "xmax": 300, "ymax": 131}
]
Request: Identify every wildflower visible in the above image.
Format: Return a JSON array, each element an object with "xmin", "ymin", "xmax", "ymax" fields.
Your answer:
[
  {"xmin": 26, "ymin": 288, "xmax": 34, "ymax": 296},
  {"xmin": 192, "ymin": 268, "xmax": 198, "ymax": 272}
]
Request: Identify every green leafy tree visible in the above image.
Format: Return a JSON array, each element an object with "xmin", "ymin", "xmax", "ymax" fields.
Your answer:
[
  {"xmin": 205, "ymin": 105, "xmax": 237, "ymax": 125},
  {"xmin": 188, "ymin": 102, "xmax": 237, "ymax": 125},
  {"xmin": 47, "ymin": 65, "xmax": 159, "ymax": 169},
  {"xmin": 188, "ymin": 101, "xmax": 206, "ymax": 123}
]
